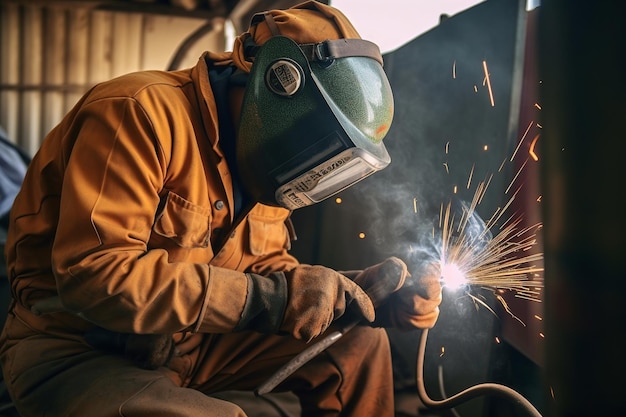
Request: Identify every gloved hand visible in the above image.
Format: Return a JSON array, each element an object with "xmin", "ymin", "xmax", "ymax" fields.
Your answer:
[
  {"xmin": 350, "ymin": 257, "xmax": 443, "ymax": 330},
  {"xmin": 235, "ymin": 265, "xmax": 375, "ymax": 342},
  {"xmin": 341, "ymin": 256, "xmax": 408, "ymax": 307}
]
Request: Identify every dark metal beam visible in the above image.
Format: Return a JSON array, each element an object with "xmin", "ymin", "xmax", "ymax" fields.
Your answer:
[{"xmin": 540, "ymin": 1, "xmax": 626, "ymax": 416}]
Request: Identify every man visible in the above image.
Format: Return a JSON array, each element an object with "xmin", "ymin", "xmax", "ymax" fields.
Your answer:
[{"xmin": 0, "ymin": 2, "xmax": 442, "ymax": 416}]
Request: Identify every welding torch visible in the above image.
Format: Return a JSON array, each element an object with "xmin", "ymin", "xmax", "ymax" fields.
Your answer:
[
  {"xmin": 255, "ymin": 318, "xmax": 360, "ymax": 396},
  {"xmin": 255, "ymin": 257, "xmax": 408, "ymax": 396}
]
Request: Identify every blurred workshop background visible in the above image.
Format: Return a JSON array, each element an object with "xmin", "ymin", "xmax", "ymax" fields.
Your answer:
[{"xmin": 1, "ymin": 1, "xmax": 625, "ymax": 416}]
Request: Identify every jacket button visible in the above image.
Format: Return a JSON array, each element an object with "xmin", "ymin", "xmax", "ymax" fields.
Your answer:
[{"xmin": 214, "ymin": 200, "xmax": 225, "ymax": 210}]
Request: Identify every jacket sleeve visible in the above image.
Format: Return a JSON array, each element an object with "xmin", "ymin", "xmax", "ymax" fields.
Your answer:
[{"xmin": 49, "ymin": 92, "xmax": 246, "ymax": 335}]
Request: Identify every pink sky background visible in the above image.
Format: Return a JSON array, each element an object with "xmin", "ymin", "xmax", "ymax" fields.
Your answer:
[{"xmin": 330, "ymin": 0, "xmax": 486, "ymax": 53}]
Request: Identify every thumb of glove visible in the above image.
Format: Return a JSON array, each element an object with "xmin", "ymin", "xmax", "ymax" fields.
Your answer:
[
  {"xmin": 372, "ymin": 261, "xmax": 443, "ymax": 330},
  {"xmin": 405, "ymin": 262, "xmax": 443, "ymax": 308},
  {"xmin": 352, "ymin": 257, "xmax": 409, "ymax": 306}
]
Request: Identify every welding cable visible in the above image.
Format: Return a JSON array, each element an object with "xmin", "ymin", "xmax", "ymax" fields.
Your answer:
[
  {"xmin": 437, "ymin": 365, "xmax": 462, "ymax": 417},
  {"xmin": 416, "ymin": 328, "xmax": 543, "ymax": 417}
]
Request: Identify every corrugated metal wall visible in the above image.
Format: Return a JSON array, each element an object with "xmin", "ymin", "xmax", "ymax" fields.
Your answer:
[{"xmin": 0, "ymin": 2, "xmax": 226, "ymax": 156}]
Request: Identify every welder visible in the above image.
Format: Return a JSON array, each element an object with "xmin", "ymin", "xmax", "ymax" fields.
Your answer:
[{"xmin": 0, "ymin": 1, "xmax": 442, "ymax": 416}]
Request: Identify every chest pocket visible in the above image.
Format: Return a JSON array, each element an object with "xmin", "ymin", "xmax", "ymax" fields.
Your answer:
[
  {"xmin": 247, "ymin": 212, "xmax": 291, "ymax": 256},
  {"xmin": 153, "ymin": 191, "xmax": 211, "ymax": 248}
]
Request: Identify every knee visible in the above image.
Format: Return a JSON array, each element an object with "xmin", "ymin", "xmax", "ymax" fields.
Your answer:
[
  {"xmin": 335, "ymin": 325, "xmax": 391, "ymax": 359},
  {"xmin": 324, "ymin": 325, "xmax": 394, "ymax": 390}
]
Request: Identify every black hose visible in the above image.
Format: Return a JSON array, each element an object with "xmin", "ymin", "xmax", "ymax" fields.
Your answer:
[
  {"xmin": 166, "ymin": 20, "xmax": 217, "ymax": 71},
  {"xmin": 416, "ymin": 328, "xmax": 542, "ymax": 417}
]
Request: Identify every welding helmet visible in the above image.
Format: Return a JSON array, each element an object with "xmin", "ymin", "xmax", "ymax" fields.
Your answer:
[{"xmin": 236, "ymin": 34, "xmax": 394, "ymax": 210}]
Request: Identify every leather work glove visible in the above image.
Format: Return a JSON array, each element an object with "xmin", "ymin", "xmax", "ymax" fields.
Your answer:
[
  {"xmin": 341, "ymin": 257, "xmax": 408, "ymax": 307},
  {"xmin": 349, "ymin": 257, "xmax": 443, "ymax": 330},
  {"xmin": 235, "ymin": 265, "xmax": 376, "ymax": 343}
]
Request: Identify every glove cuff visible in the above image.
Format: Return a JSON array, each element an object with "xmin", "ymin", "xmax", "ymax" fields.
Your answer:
[
  {"xmin": 196, "ymin": 266, "xmax": 249, "ymax": 333},
  {"xmin": 234, "ymin": 272, "xmax": 288, "ymax": 334}
]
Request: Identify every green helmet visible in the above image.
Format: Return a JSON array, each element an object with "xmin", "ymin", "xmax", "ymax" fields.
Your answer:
[{"xmin": 236, "ymin": 35, "xmax": 394, "ymax": 210}]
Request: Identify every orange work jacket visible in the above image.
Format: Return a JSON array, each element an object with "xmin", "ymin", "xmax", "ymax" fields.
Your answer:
[{"xmin": 2, "ymin": 53, "xmax": 299, "ymax": 343}]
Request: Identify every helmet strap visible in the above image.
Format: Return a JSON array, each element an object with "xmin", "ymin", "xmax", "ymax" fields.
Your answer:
[{"xmin": 299, "ymin": 39, "xmax": 383, "ymax": 66}]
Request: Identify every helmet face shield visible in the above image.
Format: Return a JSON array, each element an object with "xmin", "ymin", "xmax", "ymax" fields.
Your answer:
[
  {"xmin": 311, "ymin": 56, "xmax": 394, "ymax": 146},
  {"xmin": 236, "ymin": 36, "xmax": 394, "ymax": 210}
]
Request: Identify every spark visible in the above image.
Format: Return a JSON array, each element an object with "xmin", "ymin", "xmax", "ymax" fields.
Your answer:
[
  {"xmin": 405, "ymin": 99, "xmax": 545, "ymax": 333},
  {"xmin": 413, "ymin": 198, "xmax": 418, "ymax": 214},
  {"xmin": 482, "ymin": 60, "xmax": 495, "ymax": 107},
  {"xmin": 476, "ymin": 174, "xmax": 493, "ymax": 206},
  {"xmin": 498, "ymin": 157, "xmax": 507, "ymax": 173},
  {"xmin": 466, "ymin": 164, "xmax": 475, "ymax": 189},
  {"xmin": 504, "ymin": 158, "xmax": 528, "ymax": 195},
  {"xmin": 466, "ymin": 292, "xmax": 499, "ymax": 317},
  {"xmin": 358, "ymin": 232, "xmax": 366, "ymax": 239},
  {"xmin": 511, "ymin": 120, "xmax": 534, "ymax": 161},
  {"xmin": 436, "ymin": 179, "xmax": 544, "ymax": 305},
  {"xmin": 495, "ymin": 293, "xmax": 525, "ymax": 325},
  {"xmin": 452, "ymin": 60, "xmax": 457, "ymax": 79},
  {"xmin": 335, "ymin": 197, "xmax": 342, "ymax": 204},
  {"xmin": 529, "ymin": 134, "xmax": 540, "ymax": 161}
]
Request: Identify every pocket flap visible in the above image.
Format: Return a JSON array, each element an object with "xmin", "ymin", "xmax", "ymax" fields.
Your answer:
[{"xmin": 153, "ymin": 192, "xmax": 211, "ymax": 248}]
